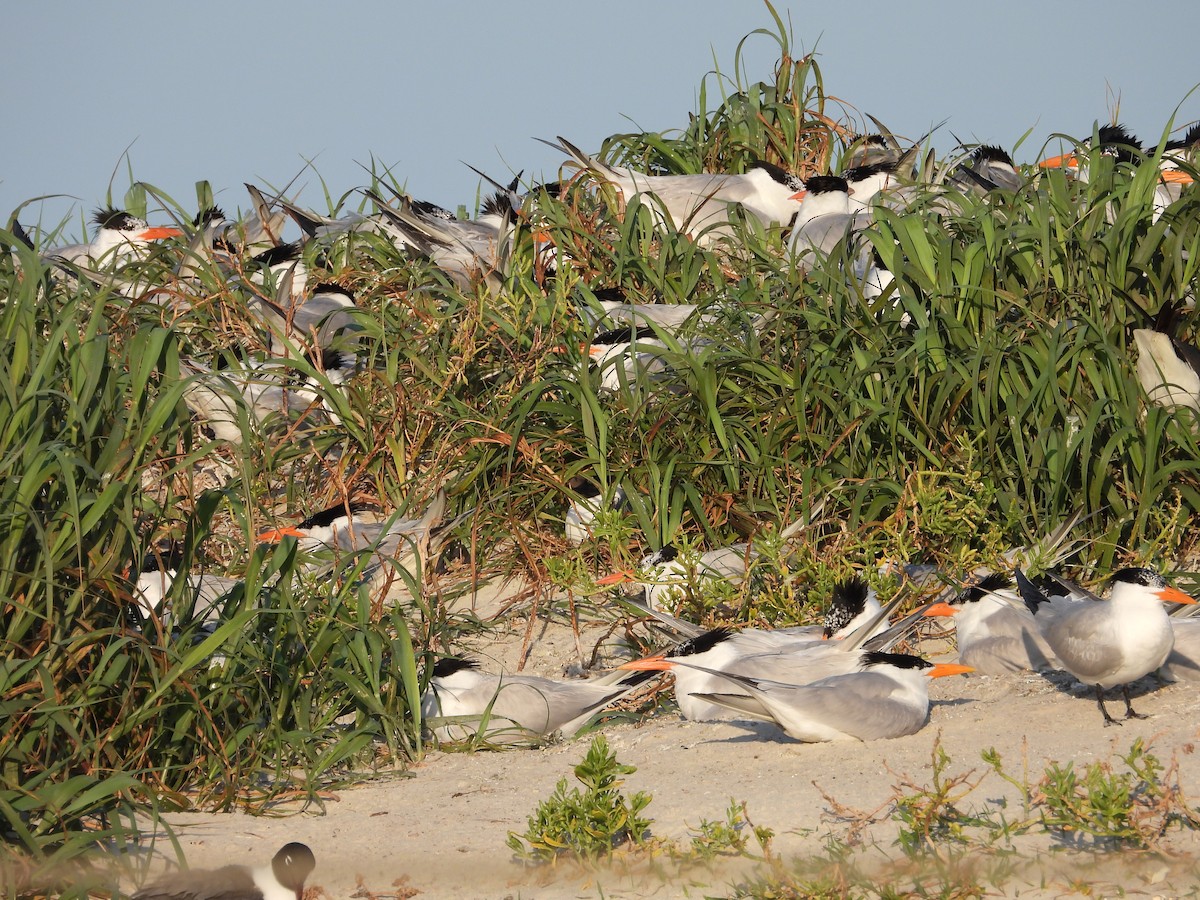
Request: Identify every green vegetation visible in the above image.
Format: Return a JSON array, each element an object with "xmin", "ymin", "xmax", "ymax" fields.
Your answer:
[
  {"xmin": 507, "ymin": 735, "xmax": 652, "ymax": 862},
  {"xmin": 2, "ymin": 1, "xmax": 1200, "ymax": 893},
  {"xmin": 727, "ymin": 739, "xmax": 1200, "ymax": 898}
]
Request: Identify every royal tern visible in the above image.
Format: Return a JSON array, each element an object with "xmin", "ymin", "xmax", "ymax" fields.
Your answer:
[
  {"xmin": 182, "ymin": 351, "xmax": 353, "ymax": 444},
  {"xmin": 249, "ymin": 281, "xmax": 363, "ymax": 364},
  {"xmin": 564, "ymin": 479, "xmax": 629, "ymax": 545},
  {"xmin": 548, "ymin": 136, "xmax": 804, "ymax": 244},
  {"xmin": 1132, "ymin": 327, "xmax": 1200, "ymax": 411},
  {"xmin": 421, "ymin": 657, "xmax": 652, "ymax": 744},
  {"xmin": 596, "ymin": 542, "xmax": 755, "ymax": 612},
  {"xmin": 366, "ymin": 187, "xmax": 514, "ymax": 291},
  {"xmin": 1016, "ymin": 567, "xmax": 1196, "ymax": 724},
  {"xmin": 1160, "ymin": 617, "xmax": 1200, "ymax": 681},
  {"xmin": 1038, "ymin": 124, "xmax": 1143, "ymax": 174},
  {"xmin": 576, "ymin": 289, "xmax": 713, "ymax": 333},
  {"xmin": 787, "ymin": 175, "xmax": 861, "ymax": 264},
  {"xmin": 581, "ymin": 323, "xmax": 683, "ymax": 393},
  {"xmin": 1147, "ymin": 129, "xmax": 1197, "ymax": 221},
  {"xmin": 47, "ymin": 207, "xmax": 182, "ymax": 267},
  {"xmin": 616, "ymin": 579, "xmax": 902, "ymax": 721},
  {"xmin": 956, "ymin": 145, "xmax": 1023, "ymax": 194},
  {"xmin": 257, "ymin": 491, "xmax": 448, "ymax": 597},
  {"xmin": 840, "ymin": 132, "xmax": 910, "ymax": 172},
  {"xmin": 686, "ymin": 651, "xmax": 973, "ymax": 742},
  {"xmin": 134, "ymin": 565, "xmax": 243, "ymax": 628},
  {"xmin": 923, "ymin": 573, "xmax": 1057, "ymax": 674},
  {"xmin": 842, "ymin": 164, "xmax": 896, "ymax": 213},
  {"xmin": 132, "ymin": 843, "xmax": 315, "ymax": 900},
  {"xmin": 1156, "ymin": 124, "xmax": 1199, "ymax": 214}
]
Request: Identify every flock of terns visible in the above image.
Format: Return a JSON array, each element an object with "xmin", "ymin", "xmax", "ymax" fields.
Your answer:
[{"xmin": 13, "ymin": 114, "xmax": 1200, "ymax": 898}]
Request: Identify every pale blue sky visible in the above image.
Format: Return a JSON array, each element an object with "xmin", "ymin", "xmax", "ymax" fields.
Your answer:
[{"xmin": 4, "ymin": 2, "xmax": 1197, "ymax": 234}]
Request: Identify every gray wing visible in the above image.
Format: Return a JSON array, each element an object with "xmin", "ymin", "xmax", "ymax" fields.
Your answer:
[
  {"xmin": 960, "ymin": 606, "xmax": 1057, "ymax": 673},
  {"xmin": 757, "ymin": 672, "xmax": 927, "ymax": 742},
  {"xmin": 690, "ymin": 691, "xmax": 775, "ymax": 721},
  {"xmin": 1162, "ymin": 620, "xmax": 1200, "ymax": 681},
  {"xmin": 133, "ymin": 865, "xmax": 258, "ymax": 900},
  {"xmin": 791, "ymin": 213, "xmax": 856, "ymax": 260},
  {"xmin": 723, "ymin": 646, "xmax": 859, "ymax": 683},
  {"xmin": 1041, "ymin": 602, "xmax": 1119, "ymax": 681}
]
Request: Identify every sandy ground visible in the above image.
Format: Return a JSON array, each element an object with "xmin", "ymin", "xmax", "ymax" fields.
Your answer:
[{"xmin": 131, "ymin": 607, "xmax": 1200, "ymax": 899}]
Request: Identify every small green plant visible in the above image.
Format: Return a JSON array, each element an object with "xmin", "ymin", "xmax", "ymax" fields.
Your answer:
[
  {"xmin": 892, "ymin": 740, "xmax": 997, "ymax": 858},
  {"xmin": 679, "ymin": 799, "xmax": 775, "ymax": 863},
  {"xmin": 506, "ymin": 735, "xmax": 653, "ymax": 862},
  {"xmin": 1034, "ymin": 737, "xmax": 1199, "ymax": 848}
]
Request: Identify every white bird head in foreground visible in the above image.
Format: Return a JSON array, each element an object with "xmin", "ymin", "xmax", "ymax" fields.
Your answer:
[{"xmin": 133, "ymin": 842, "xmax": 315, "ymax": 900}]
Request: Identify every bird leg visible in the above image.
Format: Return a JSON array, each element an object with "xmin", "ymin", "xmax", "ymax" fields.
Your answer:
[
  {"xmin": 1095, "ymin": 685, "xmax": 1121, "ymax": 726},
  {"xmin": 1121, "ymin": 685, "xmax": 1148, "ymax": 720}
]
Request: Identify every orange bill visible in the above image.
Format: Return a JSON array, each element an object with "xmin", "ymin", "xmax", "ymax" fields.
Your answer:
[
  {"xmin": 1160, "ymin": 169, "xmax": 1194, "ymax": 185},
  {"xmin": 790, "ymin": 190, "xmax": 808, "ymax": 201},
  {"xmin": 257, "ymin": 526, "xmax": 307, "ymax": 543},
  {"xmin": 617, "ymin": 653, "xmax": 674, "ymax": 672},
  {"xmin": 1038, "ymin": 153, "xmax": 1077, "ymax": 170},
  {"xmin": 596, "ymin": 570, "xmax": 634, "ymax": 587},
  {"xmin": 923, "ymin": 601, "xmax": 957, "ymax": 618},
  {"xmin": 139, "ymin": 226, "xmax": 184, "ymax": 241},
  {"xmin": 1157, "ymin": 586, "xmax": 1197, "ymax": 605},
  {"xmin": 928, "ymin": 663, "xmax": 974, "ymax": 678}
]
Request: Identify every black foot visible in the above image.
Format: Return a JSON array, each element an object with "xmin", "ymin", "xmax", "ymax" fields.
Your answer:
[
  {"xmin": 1121, "ymin": 686, "xmax": 1148, "ymax": 720},
  {"xmin": 1097, "ymin": 685, "xmax": 1121, "ymax": 726}
]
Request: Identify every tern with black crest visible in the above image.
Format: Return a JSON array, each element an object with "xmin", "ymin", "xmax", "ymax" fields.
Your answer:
[
  {"xmin": 1015, "ymin": 567, "xmax": 1196, "ymax": 724},
  {"xmin": 684, "ymin": 652, "xmax": 973, "ymax": 742},
  {"xmin": 421, "ymin": 657, "xmax": 653, "ymax": 744}
]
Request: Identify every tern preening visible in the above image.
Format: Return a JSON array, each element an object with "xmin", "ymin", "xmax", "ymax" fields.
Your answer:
[
  {"xmin": 1015, "ymin": 567, "xmax": 1197, "ymax": 724},
  {"xmin": 132, "ymin": 842, "xmax": 315, "ymax": 900}
]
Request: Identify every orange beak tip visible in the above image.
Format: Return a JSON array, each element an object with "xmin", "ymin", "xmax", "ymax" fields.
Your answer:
[
  {"xmin": 923, "ymin": 602, "xmax": 957, "ymax": 618},
  {"xmin": 790, "ymin": 190, "xmax": 807, "ymax": 201},
  {"xmin": 1161, "ymin": 170, "xmax": 1194, "ymax": 185}
]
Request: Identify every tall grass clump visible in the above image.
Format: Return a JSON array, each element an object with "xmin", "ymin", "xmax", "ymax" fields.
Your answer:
[{"xmin": 0, "ymin": 239, "xmax": 426, "ymax": 893}]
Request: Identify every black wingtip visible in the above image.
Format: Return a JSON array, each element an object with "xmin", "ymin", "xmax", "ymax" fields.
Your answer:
[{"xmin": 1013, "ymin": 568, "xmax": 1049, "ymax": 614}]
